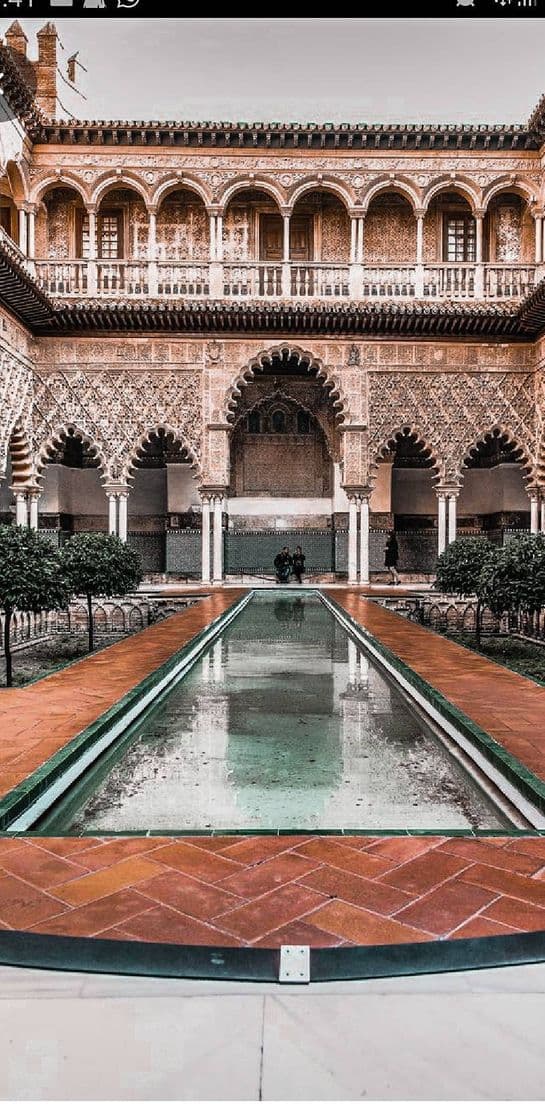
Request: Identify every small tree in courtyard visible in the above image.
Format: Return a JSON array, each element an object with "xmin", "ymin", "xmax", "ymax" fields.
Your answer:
[
  {"xmin": 434, "ymin": 535, "xmax": 498, "ymax": 649},
  {"xmin": 0, "ymin": 525, "xmax": 70, "ymax": 687},
  {"xmin": 61, "ymin": 533, "xmax": 143, "ymax": 652},
  {"xmin": 479, "ymin": 534, "xmax": 545, "ymax": 635}
]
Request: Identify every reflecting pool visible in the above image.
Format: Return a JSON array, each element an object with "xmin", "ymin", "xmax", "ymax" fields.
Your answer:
[{"xmin": 54, "ymin": 592, "xmax": 507, "ymax": 831}]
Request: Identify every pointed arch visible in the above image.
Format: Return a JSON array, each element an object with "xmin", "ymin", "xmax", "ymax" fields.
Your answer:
[
  {"xmin": 123, "ymin": 423, "xmax": 201, "ymax": 483},
  {"xmin": 371, "ymin": 424, "xmax": 442, "ymax": 483},
  {"xmin": 34, "ymin": 424, "xmax": 107, "ymax": 483},
  {"xmin": 230, "ymin": 386, "xmax": 339, "ymax": 461},
  {"xmin": 223, "ymin": 344, "xmax": 349, "ymax": 426},
  {"xmin": 459, "ymin": 425, "xmax": 532, "ymax": 481}
]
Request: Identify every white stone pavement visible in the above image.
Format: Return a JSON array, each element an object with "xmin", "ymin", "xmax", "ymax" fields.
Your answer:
[{"xmin": 1, "ymin": 962, "xmax": 545, "ymax": 1100}]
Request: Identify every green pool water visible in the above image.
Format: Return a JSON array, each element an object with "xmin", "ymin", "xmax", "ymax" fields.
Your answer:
[{"xmin": 50, "ymin": 592, "xmax": 508, "ymax": 832}]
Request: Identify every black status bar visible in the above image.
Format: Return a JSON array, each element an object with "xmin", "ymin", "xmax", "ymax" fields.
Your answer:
[{"xmin": 0, "ymin": 3, "xmax": 544, "ymax": 18}]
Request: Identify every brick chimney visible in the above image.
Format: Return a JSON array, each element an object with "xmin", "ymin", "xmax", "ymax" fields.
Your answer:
[
  {"xmin": 5, "ymin": 21, "xmax": 28, "ymax": 65},
  {"xmin": 34, "ymin": 23, "xmax": 58, "ymax": 117},
  {"xmin": 4, "ymin": 21, "xmax": 60, "ymax": 118}
]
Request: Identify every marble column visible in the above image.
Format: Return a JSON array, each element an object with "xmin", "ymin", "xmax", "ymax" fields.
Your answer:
[
  {"xmin": 348, "ymin": 496, "xmax": 358, "ymax": 584},
  {"xmin": 535, "ymin": 214, "xmax": 543, "ymax": 265},
  {"xmin": 212, "ymin": 495, "xmax": 224, "ymax": 584},
  {"xmin": 27, "ymin": 207, "xmax": 36, "ymax": 260},
  {"xmin": 530, "ymin": 490, "xmax": 540, "ymax": 534},
  {"xmin": 474, "ymin": 211, "xmax": 484, "ymax": 297},
  {"xmin": 86, "ymin": 206, "xmax": 98, "ymax": 295},
  {"xmin": 118, "ymin": 491, "xmax": 128, "ymax": 543},
  {"xmin": 447, "ymin": 491, "xmax": 458, "ymax": 545},
  {"xmin": 17, "ymin": 207, "xmax": 27, "ymax": 256},
  {"xmin": 28, "ymin": 490, "xmax": 40, "ymax": 531},
  {"xmin": 13, "ymin": 490, "xmax": 28, "ymax": 527},
  {"xmin": 147, "ymin": 207, "xmax": 158, "ymax": 296},
  {"xmin": 437, "ymin": 492, "xmax": 447, "ymax": 556},
  {"xmin": 359, "ymin": 493, "xmax": 370, "ymax": 584},
  {"xmin": 108, "ymin": 493, "xmax": 117, "ymax": 535},
  {"xmin": 201, "ymin": 494, "xmax": 211, "ymax": 583},
  {"xmin": 540, "ymin": 495, "xmax": 545, "ymax": 535}
]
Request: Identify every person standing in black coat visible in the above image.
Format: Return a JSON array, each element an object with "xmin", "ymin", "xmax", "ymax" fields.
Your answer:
[
  {"xmin": 292, "ymin": 546, "xmax": 306, "ymax": 584},
  {"xmin": 384, "ymin": 531, "xmax": 400, "ymax": 585}
]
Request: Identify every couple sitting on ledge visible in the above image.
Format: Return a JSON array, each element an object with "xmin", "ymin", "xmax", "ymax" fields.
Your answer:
[{"xmin": 274, "ymin": 546, "xmax": 306, "ymax": 584}]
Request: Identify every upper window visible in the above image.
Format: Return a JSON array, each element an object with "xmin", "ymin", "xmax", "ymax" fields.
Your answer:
[
  {"xmin": 444, "ymin": 214, "xmax": 476, "ymax": 262},
  {"xmin": 76, "ymin": 209, "xmax": 124, "ymax": 259},
  {"xmin": 297, "ymin": 410, "xmax": 311, "ymax": 434},
  {"xmin": 271, "ymin": 410, "xmax": 287, "ymax": 434},
  {"xmin": 247, "ymin": 411, "xmax": 261, "ymax": 434}
]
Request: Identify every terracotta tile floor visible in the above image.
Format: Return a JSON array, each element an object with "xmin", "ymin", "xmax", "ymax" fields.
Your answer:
[
  {"xmin": 0, "ymin": 589, "xmax": 545, "ymax": 949},
  {"xmin": 0, "ymin": 834, "xmax": 545, "ymax": 945},
  {"xmin": 0, "ymin": 588, "xmax": 244, "ymax": 797},
  {"xmin": 330, "ymin": 591, "xmax": 545, "ymax": 782}
]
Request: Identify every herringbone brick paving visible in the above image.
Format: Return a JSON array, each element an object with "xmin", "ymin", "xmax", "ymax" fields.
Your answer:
[
  {"xmin": 0, "ymin": 834, "xmax": 544, "ymax": 946},
  {"xmin": 0, "ymin": 588, "xmax": 545, "ymax": 949}
]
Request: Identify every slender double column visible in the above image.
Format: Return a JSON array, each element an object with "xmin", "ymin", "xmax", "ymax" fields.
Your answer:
[
  {"xmin": 147, "ymin": 206, "xmax": 158, "ymax": 296},
  {"xmin": 86, "ymin": 205, "xmax": 98, "ymax": 296},
  {"xmin": 200, "ymin": 489, "xmax": 225, "ymax": 584},
  {"xmin": 104, "ymin": 485, "xmax": 130, "ymax": 541},
  {"xmin": 435, "ymin": 486, "xmax": 459, "ymax": 555},
  {"xmin": 11, "ymin": 486, "xmax": 29, "ymax": 527},
  {"xmin": 528, "ymin": 486, "xmax": 540, "ymax": 534},
  {"xmin": 349, "ymin": 210, "xmax": 365, "ymax": 299},
  {"xmin": 346, "ymin": 488, "xmax": 372, "ymax": 585}
]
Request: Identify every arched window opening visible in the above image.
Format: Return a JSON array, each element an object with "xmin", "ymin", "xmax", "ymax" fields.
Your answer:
[
  {"xmin": 297, "ymin": 410, "xmax": 311, "ymax": 434},
  {"xmin": 271, "ymin": 410, "xmax": 287, "ymax": 434}
]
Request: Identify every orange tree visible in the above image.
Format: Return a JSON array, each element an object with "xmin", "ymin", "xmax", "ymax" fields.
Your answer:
[
  {"xmin": 0, "ymin": 525, "xmax": 70, "ymax": 687},
  {"xmin": 434, "ymin": 535, "xmax": 498, "ymax": 648},
  {"xmin": 61, "ymin": 532, "xmax": 143, "ymax": 652}
]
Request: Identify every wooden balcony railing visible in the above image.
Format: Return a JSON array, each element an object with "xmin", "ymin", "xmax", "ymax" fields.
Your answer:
[{"xmin": 33, "ymin": 259, "xmax": 539, "ymax": 302}]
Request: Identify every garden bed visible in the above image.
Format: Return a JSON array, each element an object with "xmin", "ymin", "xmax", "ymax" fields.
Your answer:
[
  {"xmin": 0, "ymin": 634, "xmax": 123, "ymax": 688},
  {"xmin": 442, "ymin": 633, "xmax": 545, "ymax": 686}
]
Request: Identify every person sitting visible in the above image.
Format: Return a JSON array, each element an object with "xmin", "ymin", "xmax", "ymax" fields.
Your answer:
[
  {"xmin": 292, "ymin": 545, "xmax": 306, "ymax": 584},
  {"xmin": 274, "ymin": 546, "xmax": 292, "ymax": 583}
]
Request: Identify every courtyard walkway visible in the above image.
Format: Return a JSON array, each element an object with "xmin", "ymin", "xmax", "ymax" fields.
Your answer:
[{"xmin": 0, "ymin": 587, "xmax": 544, "ymax": 953}]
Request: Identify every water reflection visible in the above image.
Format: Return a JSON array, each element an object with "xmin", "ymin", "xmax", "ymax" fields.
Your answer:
[{"xmin": 66, "ymin": 592, "xmax": 507, "ymax": 832}]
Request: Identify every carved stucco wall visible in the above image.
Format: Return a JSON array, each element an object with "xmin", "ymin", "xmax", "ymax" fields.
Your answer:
[
  {"xmin": 33, "ymin": 337, "xmax": 203, "ymax": 483},
  {"xmin": 1, "ymin": 333, "xmax": 539, "ymax": 495},
  {"xmin": 365, "ymin": 197, "xmax": 416, "ymax": 263},
  {"xmin": 368, "ymin": 366, "xmax": 537, "ymax": 484},
  {"xmin": 0, "ymin": 310, "xmax": 34, "ymax": 481},
  {"xmin": 156, "ymin": 194, "xmax": 208, "ymax": 260}
]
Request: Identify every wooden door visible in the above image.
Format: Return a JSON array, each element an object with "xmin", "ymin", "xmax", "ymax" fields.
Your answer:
[
  {"xmin": 260, "ymin": 214, "xmax": 283, "ymax": 260},
  {"xmin": 290, "ymin": 215, "xmax": 313, "ymax": 261}
]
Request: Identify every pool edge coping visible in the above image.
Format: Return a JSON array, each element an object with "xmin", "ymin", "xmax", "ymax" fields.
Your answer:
[{"xmin": 1, "ymin": 925, "xmax": 545, "ymax": 985}]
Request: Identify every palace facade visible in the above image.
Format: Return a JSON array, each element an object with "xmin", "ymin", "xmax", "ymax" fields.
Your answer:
[{"xmin": 2, "ymin": 21, "xmax": 545, "ymax": 583}]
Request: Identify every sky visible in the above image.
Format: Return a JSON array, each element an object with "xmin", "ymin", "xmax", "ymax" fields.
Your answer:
[{"xmin": 1, "ymin": 18, "xmax": 545, "ymax": 125}]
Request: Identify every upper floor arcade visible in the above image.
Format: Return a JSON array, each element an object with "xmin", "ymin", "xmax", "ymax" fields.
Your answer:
[
  {"xmin": 3, "ymin": 20, "xmax": 545, "ymax": 310},
  {"xmin": 1, "ymin": 172, "xmax": 543, "ymax": 304}
]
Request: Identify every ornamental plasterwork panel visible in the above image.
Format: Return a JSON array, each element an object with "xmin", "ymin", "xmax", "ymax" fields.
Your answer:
[
  {"xmin": 368, "ymin": 369, "xmax": 537, "ymax": 483},
  {"xmin": 31, "ymin": 153, "xmax": 541, "ymax": 174},
  {"xmin": 0, "ymin": 350, "xmax": 33, "ymax": 478},
  {"xmin": 32, "ymin": 366, "xmax": 202, "ymax": 483}
]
